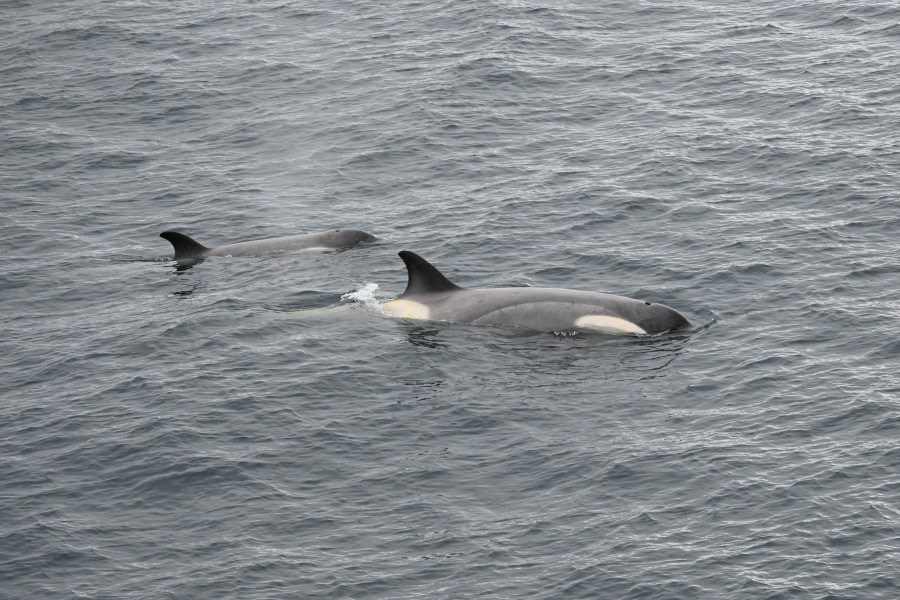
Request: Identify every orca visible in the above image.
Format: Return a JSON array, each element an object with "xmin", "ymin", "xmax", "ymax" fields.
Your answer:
[
  {"xmin": 381, "ymin": 251, "xmax": 690, "ymax": 335},
  {"xmin": 160, "ymin": 229, "xmax": 377, "ymax": 262}
]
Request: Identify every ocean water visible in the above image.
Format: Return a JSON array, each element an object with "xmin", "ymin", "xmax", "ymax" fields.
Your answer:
[{"xmin": 2, "ymin": 1, "xmax": 900, "ymax": 598}]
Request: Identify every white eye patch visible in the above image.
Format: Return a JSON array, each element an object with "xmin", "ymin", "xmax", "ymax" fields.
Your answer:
[{"xmin": 574, "ymin": 315, "xmax": 646, "ymax": 335}]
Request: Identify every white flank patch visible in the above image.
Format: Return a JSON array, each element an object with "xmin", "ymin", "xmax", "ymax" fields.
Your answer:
[
  {"xmin": 574, "ymin": 315, "xmax": 646, "ymax": 335},
  {"xmin": 380, "ymin": 299, "xmax": 431, "ymax": 320}
]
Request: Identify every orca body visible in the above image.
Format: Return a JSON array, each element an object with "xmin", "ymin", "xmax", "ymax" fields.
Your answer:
[
  {"xmin": 381, "ymin": 251, "xmax": 690, "ymax": 335},
  {"xmin": 160, "ymin": 229, "xmax": 377, "ymax": 261}
]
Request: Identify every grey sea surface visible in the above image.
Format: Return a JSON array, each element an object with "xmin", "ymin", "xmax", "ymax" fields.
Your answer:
[{"xmin": 2, "ymin": 0, "xmax": 900, "ymax": 598}]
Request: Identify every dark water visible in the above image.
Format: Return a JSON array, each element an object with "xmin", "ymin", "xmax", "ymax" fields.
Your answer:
[{"xmin": 3, "ymin": 1, "xmax": 900, "ymax": 598}]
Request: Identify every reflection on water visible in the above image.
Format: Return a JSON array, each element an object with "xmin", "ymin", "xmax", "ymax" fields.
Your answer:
[
  {"xmin": 172, "ymin": 257, "xmax": 203, "ymax": 272},
  {"xmin": 170, "ymin": 284, "xmax": 203, "ymax": 298},
  {"xmin": 404, "ymin": 325, "xmax": 448, "ymax": 349},
  {"xmin": 391, "ymin": 316, "xmax": 694, "ymax": 387},
  {"xmin": 165, "ymin": 261, "xmax": 205, "ymax": 297}
]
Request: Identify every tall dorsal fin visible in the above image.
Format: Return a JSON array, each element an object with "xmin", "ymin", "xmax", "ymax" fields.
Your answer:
[
  {"xmin": 398, "ymin": 251, "xmax": 463, "ymax": 297},
  {"xmin": 160, "ymin": 231, "xmax": 210, "ymax": 261}
]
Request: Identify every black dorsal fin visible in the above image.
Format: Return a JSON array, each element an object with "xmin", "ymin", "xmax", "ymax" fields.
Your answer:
[
  {"xmin": 160, "ymin": 231, "xmax": 210, "ymax": 261},
  {"xmin": 398, "ymin": 251, "xmax": 462, "ymax": 297}
]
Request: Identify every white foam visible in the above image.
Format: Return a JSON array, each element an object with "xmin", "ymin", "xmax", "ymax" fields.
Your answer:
[{"xmin": 340, "ymin": 282, "xmax": 382, "ymax": 310}]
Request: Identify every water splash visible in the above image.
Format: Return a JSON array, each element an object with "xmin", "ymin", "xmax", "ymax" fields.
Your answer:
[{"xmin": 341, "ymin": 282, "xmax": 383, "ymax": 311}]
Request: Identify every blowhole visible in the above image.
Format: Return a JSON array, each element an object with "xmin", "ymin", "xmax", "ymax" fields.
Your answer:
[{"xmin": 645, "ymin": 301, "xmax": 651, "ymax": 305}]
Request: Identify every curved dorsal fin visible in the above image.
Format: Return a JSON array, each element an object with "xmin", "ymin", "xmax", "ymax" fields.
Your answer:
[
  {"xmin": 160, "ymin": 231, "xmax": 210, "ymax": 261},
  {"xmin": 398, "ymin": 251, "xmax": 462, "ymax": 297}
]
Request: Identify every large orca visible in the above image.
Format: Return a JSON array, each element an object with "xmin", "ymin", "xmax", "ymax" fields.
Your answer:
[
  {"xmin": 381, "ymin": 251, "xmax": 690, "ymax": 335},
  {"xmin": 160, "ymin": 229, "xmax": 377, "ymax": 261}
]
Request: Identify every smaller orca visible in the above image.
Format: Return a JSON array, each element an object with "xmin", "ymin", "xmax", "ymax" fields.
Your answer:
[
  {"xmin": 381, "ymin": 251, "xmax": 690, "ymax": 335},
  {"xmin": 160, "ymin": 229, "xmax": 377, "ymax": 262}
]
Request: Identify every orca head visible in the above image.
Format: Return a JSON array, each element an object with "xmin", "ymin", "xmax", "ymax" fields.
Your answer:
[{"xmin": 635, "ymin": 300, "xmax": 690, "ymax": 334}]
